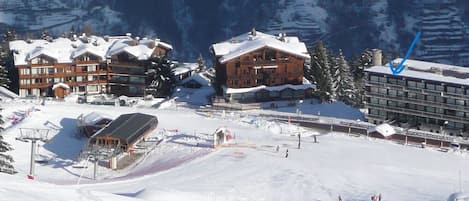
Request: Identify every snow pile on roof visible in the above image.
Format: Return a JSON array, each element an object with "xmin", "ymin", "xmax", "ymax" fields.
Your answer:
[
  {"xmin": 211, "ymin": 30, "xmax": 310, "ymax": 64},
  {"xmin": 82, "ymin": 112, "xmax": 110, "ymax": 126},
  {"xmin": 369, "ymin": 123, "xmax": 396, "ymax": 137},
  {"xmin": 172, "ymin": 62, "xmax": 199, "ymax": 76},
  {"xmin": 0, "ymin": 86, "xmax": 19, "ymax": 100},
  {"xmin": 181, "ymin": 73, "xmax": 211, "ymax": 87},
  {"xmin": 52, "ymin": 82, "xmax": 70, "ymax": 90},
  {"xmin": 9, "ymin": 35, "xmax": 173, "ymax": 66},
  {"xmin": 225, "ymin": 84, "xmax": 315, "ymax": 94},
  {"xmin": 366, "ymin": 58, "xmax": 469, "ymax": 85}
]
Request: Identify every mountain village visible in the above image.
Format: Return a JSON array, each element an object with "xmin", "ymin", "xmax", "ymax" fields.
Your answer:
[{"xmin": 0, "ymin": 26, "xmax": 469, "ymax": 201}]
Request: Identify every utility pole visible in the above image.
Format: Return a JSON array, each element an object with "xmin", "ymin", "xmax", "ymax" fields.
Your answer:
[{"xmin": 18, "ymin": 128, "xmax": 50, "ymax": 180}]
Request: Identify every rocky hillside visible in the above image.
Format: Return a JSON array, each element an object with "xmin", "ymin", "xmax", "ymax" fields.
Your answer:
[{"xmin": 1, "ymin": 0, "xmax": 469, "ymax": 66}]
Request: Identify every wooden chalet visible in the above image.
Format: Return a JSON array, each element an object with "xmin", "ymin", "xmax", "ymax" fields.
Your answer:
[
  {"xmin": 9, "ymin": 34, "xmax": 172, "ymax": 98},
  {"xmin": 89, "ymin": 113, "xmax": 158, "ymax": 152},
  {"xmin": 210, "ymin": 29, "xmax": 314, "ymax": 102}
]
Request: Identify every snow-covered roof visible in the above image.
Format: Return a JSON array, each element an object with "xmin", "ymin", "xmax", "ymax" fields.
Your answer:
[
  {"xmin": 82, "ymin": 112, "xmax": 110, "ymax": 126},
  {"xmin": 181, "ymin": 73, "xmax": 211, "ymax": 87},
  {"xmin": 172, "ymin": 63, "xmax": 199, "ymax": 76},
  {"xmin": 211, "ymin": 31, "xmax": 310, "ymax": 64},
  {"xmin": 369, "ymin": 123, "xmax": 396, "ymax": 137},
  {"xmin": 0, "ymin": 86, "xmax": 19, "ymax": 100},
  {"xmin": 52, "ymin": 82, "xmax": 70, "ymax": 90},
  {"xmin": 9, "ymin": 35, "xmax": 172, "ymax": 66},
  {"xmin": 366, "ymin": 58, "xmax": 469, "ymax": 86},
  {"xmin": 225, "ymin": 84, "xmax": 315, "ymax": 94}
]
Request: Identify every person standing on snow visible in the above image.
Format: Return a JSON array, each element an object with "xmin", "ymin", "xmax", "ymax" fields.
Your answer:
[
  {"xmin": 276, "ymin": 145, "xmax": 279, "ymax": 152},
  {"xmin": 285, "ymin": 149, "xmax": 289, "ymax": 158}
]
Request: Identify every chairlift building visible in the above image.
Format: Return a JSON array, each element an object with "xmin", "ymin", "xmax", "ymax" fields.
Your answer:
[{"xmin": 89, "ymin": 113, "xmax": 158, "ymax": 152}]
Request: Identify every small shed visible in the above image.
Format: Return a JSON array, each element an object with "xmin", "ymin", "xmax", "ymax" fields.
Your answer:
[
  {"xmin": 89, "ymin": 113, "xmax": 158, "ymax": 152},
  {"xmin": 213, "ymin": 127, "xmax": 232, "ymax": 148},
  {"xmin": 368, "ymin": 123, "xmax": 396, "ymax": 139},
  {"xmin": 52, "ymin": 83, "xmax": 70, "ymax": 99},
  {"xmin": 180, "ymin": 73, "xmax": 211, "ymax": 89},
  {"xmin": 77, "ymin": 112, "xmax": 113, "ymax": 137}
]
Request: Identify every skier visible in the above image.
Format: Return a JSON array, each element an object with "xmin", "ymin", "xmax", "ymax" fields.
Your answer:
[
  {"xmin": 338, "ymin": 195, "xmax": 342, "ymax": 201},
  {"xmin": 275, "ymin": 145, "xmax": 279, "ymax": 152},
  {"xmin": 285, "ymin": 149, "xmax": 289, "ymax": 158},
  {"xmin": 377, "ymin": 193, "xmax": 382, "ymax": 201}
]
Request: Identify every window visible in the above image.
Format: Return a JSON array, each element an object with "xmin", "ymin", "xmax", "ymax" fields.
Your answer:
[
  {"xmin": 426, "ymin": 95, "xmax": 436, "ymax": 102},
  {"xmin": 370, "ymin": 97, "xmax": 379, "ymax": 104},
  {"xmin": 388, "ymin": 89, "xmax": 397, "ymax": 97},
  {"xmin": 378, "ymin": 77, "xmax": 386, "ymax": 83},
  {"xmin": 426, "ymin": 106, "xmax": 436, "ymax": 113},
  {"xmin": 370, "ymin": 75, "xmax": 379, "ymax": 82},
  {"xmin": 426, "ymin": 83, "xmax": 435, "ymax": 90},
  {"xmin": 456, "ymin": 99, "xmax": 465, "ymax": 106},
  {"xmin": 447, "ymin": 86, "xmax": 456, "ymax": 93},
  {"xmin": 398, "ymin": 79, "xmax": 406, "ymax": 86},
  {"xmin": 436, "ymin": 85, "xmax": 444, "ymax": 91},
  {"xmin": 416, "ymin": 82, "xmax": 425, "ymax": 89},
  {"xmin": 456, "ymin": 88, "xmax": 464, "ymax": 95},
  {"xmin": 417, "ymin": 105, "xmax": 425, "ymax": 111},
  {"xmin": 446, "ymin": 98, "xmax": 455, "ymax": 105},
  {"xmin": 407, "ymin": 81, "xmax": 417, "ymax": 88},
  {"xmin": 408, "ymin": 92, "xmax": 417, "ymax": 99},
  {"xmin": 387, "ymin": 78, "xmax": 397, "ymax": 84},
  {"xmin": 87, "ymin": 85, "xmax": 98, "ymax": 92},
  {"xmin": 456, "ymin": 111, "xmax": 465, "ymax": 117},
  {"xmin": 378, "ymin": 99, "xmax": 387, "ymax": 105},
  {"xmin": 379, "ymin": 88, "xmax": 387, "ymax": 95},
  {"xmin": 78, "ymin": 86, "xmax": 86, "ymax": 92}
]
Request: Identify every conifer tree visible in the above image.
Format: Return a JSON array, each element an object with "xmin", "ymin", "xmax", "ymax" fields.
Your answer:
[
  {"xmin": 0, "ymin": 133, "xmax": 15, "ymax": 174},
  {"xmin": 146, "ymin": 56, "xmax": 175, "ymax": 98},
  {"xmin": 335, "ymin": 50, "xmax": 356, "ymax": 105},
  {"xmin": 309, "ymin": 41, "xmax": 333, "ymax": 101}
]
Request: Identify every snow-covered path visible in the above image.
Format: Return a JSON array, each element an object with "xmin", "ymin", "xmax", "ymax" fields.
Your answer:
[{"xmin": 1, "ymin": 100, "xmax": 468, "ymax": 200}]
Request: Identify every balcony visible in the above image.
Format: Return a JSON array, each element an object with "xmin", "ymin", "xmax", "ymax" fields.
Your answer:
[
  {"xmin": 366, "ymin": 92, "xmax": 469, "ymax": 113},
  {"xmin": 367, "ymin": 102, "xmax": 469, "ymax": 123}
]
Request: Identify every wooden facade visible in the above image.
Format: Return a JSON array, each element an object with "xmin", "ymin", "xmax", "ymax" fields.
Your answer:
[
  {"xmin": 217, "ymin": 47, "xmax": 305, "ymax": 89},
  {"xmin": 17, "ymin": 53, "xmax": 108, "ymax": 97},
  {"xmin": 15, "ymin": 43, "xmax": 170, "ymax": 98}
]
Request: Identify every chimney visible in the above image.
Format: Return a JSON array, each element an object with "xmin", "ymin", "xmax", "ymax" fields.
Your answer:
[
  {"xmin": 430, "ymin": 67, "xmax": 443, "ymax": 75},
  {"xmin": 251, "ymin": 27, "xmax": 256, "ymax": 37},
  {"xmin": 372, "ymin": 49, "xmax": 382, "ymax": 66}
]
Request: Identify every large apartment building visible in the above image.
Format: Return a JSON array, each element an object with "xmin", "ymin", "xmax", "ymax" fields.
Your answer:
[
  {"xmin": 9, "ymin": 34, "xmax": 172, "ymax": 97},
  {"xmin": 210, "ymin": 29, "xmax": 314, "ymax": 102},
  {"xmin": 365, "ymin": 58, "xmax": 469, "ymax": 136}
]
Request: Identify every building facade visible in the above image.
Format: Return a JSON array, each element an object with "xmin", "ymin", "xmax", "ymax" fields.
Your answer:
[
  {"xmin": 365, "ymin": 58, "xmax": 469, "ymax": 136},
  {"xmin": 10, "ymin": 34, "xmax": 172, "ymax": 97},
  {"xmin": 210, "ymin": 29, "xmax": 314, "ymax": 102}
]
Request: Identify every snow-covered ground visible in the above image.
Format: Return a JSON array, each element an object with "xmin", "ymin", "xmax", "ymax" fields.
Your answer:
[{"xmin": 0, "ymin": 96, "xmax": 467, "ymax": 201}]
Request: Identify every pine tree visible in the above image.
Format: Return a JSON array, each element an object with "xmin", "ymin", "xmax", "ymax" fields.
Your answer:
[
  {"xmin": 0, "ymin": 65, "xmax": 9, "ymax": 88},
  {"xmin": 146, "ymin": 56, "xmax": 176, "ymax": 98},
  {"xmin": 329, "ymin": 50, "xmax": 339, "ymax": 100},
  {"xmin": 0, "ymin": 112, "xmax": 15, "ymax": 174},
  {"xmin": 349, "ymin": 49, "xmax": 373, "ymax": 108},
  {"xmin": 335, "ymin": 50, "xmax": 356, "ymax": 106},
  {"xmin": 309, "ymin": 41, "xmax": 333, "ymax": 101}
]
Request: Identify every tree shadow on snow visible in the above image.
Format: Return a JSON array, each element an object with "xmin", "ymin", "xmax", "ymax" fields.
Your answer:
[{"xmin": 43, "ymin": 118, "xmax": 88, "ymax": 168}]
